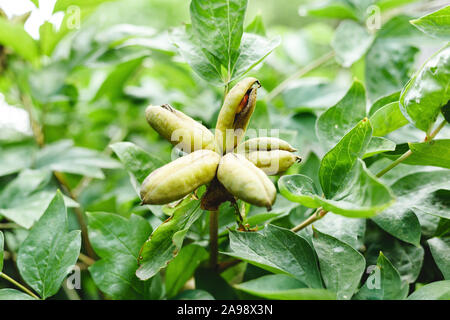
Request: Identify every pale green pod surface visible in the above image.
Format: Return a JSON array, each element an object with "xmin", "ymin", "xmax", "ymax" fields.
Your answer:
[
  {"xmin": 145, "ymin": 104, "xmax": 215, "ymax": 153},
  {"xmin": 217, "ymin": 153, "xmax": 276, "ymax": 210},
  {"xmin": 237, "ymin": 137, "xmax": 297, "ymax": 152},
  {"xmin": 215, "ymin": 78, "xmax": 261, "ymax": 154},
  {"xmin": 140, "ymin": 150, "xmax": 220, "ymax": 204},
  {"xmin": 245, "ymin": 150, "xmax": 301, "ymax": 175}
]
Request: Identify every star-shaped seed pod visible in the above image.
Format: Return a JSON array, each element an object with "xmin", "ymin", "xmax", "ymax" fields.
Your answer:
[{"xmin": 140, "ymin": 77, "xmax": 301, "ymax": 212}]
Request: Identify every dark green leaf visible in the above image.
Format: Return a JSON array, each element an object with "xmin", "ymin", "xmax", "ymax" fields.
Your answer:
[
  {"xmin": 316, "ymin": 81, "xmax": 367, "ymax": 151},
  {"xmin": 428, "ymin": 237, "xmax": 450, "ymax": 280},
  {"xmin": 165, "ymin": 244, "xmax": 208, "ymax": 298},
  {"xmin": 408, "ymin": 281, "xmax": 450, "ymax": 300},
  {"xmin": 87, "ymin": 212, "xmax": 154, "ymax": 299},
  {"xmin": 226, "ymin": 224, "xmax": 323, "ymax": 288},
  {"xmin": 332, "ymin": 20, "xmax": 374, "ymax": 67},
  {"xmin": 354, "ymin": 252, "xmax": 408, "ymax": 300},
  {"xmin": 400, "ymin": 44, "xmax": 450, "ymax": 132},
  {"xmin": 136, "ymin": 198, "xmax": 203, "ymax": 280},
  {"xmin": 410, "ymin": 5, "xmax": 450, "ymax": 40},
  {"xmin": 17, "ymin": 192, "xmax": 81, "ymax": 299},
  {"xmin": 373, "ymin": 170, "xmax": 450, "ymax": 244},
  {"xmin": 173, "ymin": 289, "xmax": 215, "ymax": 300},
  {"xmin": 195, "ymin": 267, "xmax": 238, "ymax": 300},
  {"xmin": 312, "ymin": 228, "xmax": 366, "ymax": 300},
  {"xmin": 236, "ymin": 274, "xmax": 336, "ymax": 300}
]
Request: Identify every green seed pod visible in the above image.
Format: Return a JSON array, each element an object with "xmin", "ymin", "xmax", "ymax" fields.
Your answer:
[
  {"xmin": 245, "ymin": 150, "xmax": 301, "ymax": 175},
  {"xmin": 145, "ymin": 104, "xmax": 216, "ymax": 153},
  {"xmin": 217, "ymin": 153, "xmax": 276, "ymax": 210},
  {"xmin": 140, "ymin": 149, "xmax": 220, "ymax": 205},
  {"xmin": 215, "ymin": 78, "xmax": 261, "ymax": 154},
  {"xmin": 236, "ymin": 137, "xmax": 297, "ymax": 152}
]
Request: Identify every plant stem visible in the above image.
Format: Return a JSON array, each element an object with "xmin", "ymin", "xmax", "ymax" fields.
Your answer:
[
  {"xmin": 265, "ymin": 51, "xmax": 335, "ymax": 103},
  {"xmin": 78, "ymin": 252, "xmax": 95, "ymax": 266},
  {"xmin": 0, "ymin": 272, "xmax": 40, "ymax": 299},
  {"xmin": 291, "ymin": 208, "xmax": 327, "ymax": 233},
  {"xmin": 0, "ymin": 223, "xmax": 20, "ymax": 229},
  {"xmin": 209, "ymin": 210, "xmax": 219, "ymax": 271},
  {"xmin": 376, "ymin": 119, "xmax": 447, "ymax": 177}
]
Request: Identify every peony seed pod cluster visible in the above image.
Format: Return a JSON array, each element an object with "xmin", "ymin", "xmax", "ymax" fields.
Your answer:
[{"xmin": 140, "ymin": 77, "xmax": 301, "ymax": 211}]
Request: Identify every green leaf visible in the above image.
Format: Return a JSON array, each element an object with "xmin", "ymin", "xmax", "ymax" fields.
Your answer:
[
  {"xmin": 0, "ymin": 289, "xmax": 36, "ymax": 300},
  {"xmin": 319, "ymin": 118, "xmax": 371, "ymax": 198},
  {"xmin": 408, "ymin": 281, "xmax": 450, "ymax": 300},
  {"xmin": 316, "ymin": 81, "xmax": 367, "ymax": 151},
  {"xmin": 0, "ymin": 169, "xmax": 77, "ymax": 229},
  {"xmin": 354, "ymin": 252, "xmax": 408, "ymax": 300},
  {"xmin": 278, "ymin": 174, "xmax": 321, "ymax": 209},
  {"xmin": 110, "ymin": 141, "xmax": 165, "ymax": 195},
  {"xmin": 165, "ymin": 244, "xmax": 208, "ymax": 298},
  {"xmin": 413, "ymin": 190, "xmax": 450, "ymax": 220},
  {"xmin": 0, "ymin": 231, "xmax": 3, "ymax": 272},
  {"xmin": 53, "ymin": 0, "xmax": 116, "ymax": 12},
  {"xmin": 364, "ymin": 137, "xmax": 396, "ymax": 158},
  {"xmin": 373, "ymin": 170, "xmax": 450, "ymax": 244},
  {"xmin": 410, "ymin": 5, "xmax": 450, "ymax": 40},
  {"xmin": 0, "ymin": 17, "xmax": 39, "ymax": 63},
  {"xmin": 34, "ymin": 140, "xmax": 120, "ymax": 179},
  {"xmin": 245, "ymin": 14, "xmax": 266, "ymax": 36},
  {"xmin": 312, "ymin": 228, "xmax": 366, "ymax": 300},
  {"xmin": 189, "ymin": 0, "xmax": 247, "ymax": 79},
  {"xmin": 236, "ymin": 274, "xmax": 336, "ymax": 300},
  {"xmin": 405, "ymin": 140, "xmax": 450, "ymax": 169},
  {"xmin": 171, "ymin": 26, "xmax": 223, "ymax": 86},
  {"xmin": 366, "ymin": 40, "xmax": 418, "ymax": 102},
  {"xmin": 16, "ymin": 192, "xmax": 81, "ymax": 299},
  {"xmin": 231, "ymin": 33, "xmax": 280, "ymax": 82},
  {"xmin": 0, "ymin": 144, "xmax": 36, "ymax": 177},
  {"xmin": 400, "ymin": 44, "xmax": 450, "ymax": 132},
  {"xmin": 298, "ymin": 1, "xmax": 358, "ymax": 20},
  {"xmin": 332, "ymin": 20, "xmax": 374, "ymax": 67},
  {"xmin": 195, "ymin": 267, "xmax": 238, "ymax": 300},
  {"xmin": 368, "ymin": 91, "xmax": 401, "ymax": 116},
  {"xmin": 226, "ymin": 224, "xmax": 323, "ymax": 288},
  {"xmin": 136, "ymin": 198, "xmax": 204, "ymax": 280},
  {"xmin": 173, "ymin": 289, "xmax": 215, "ymax": 300},
  {"xmin": 370, "ymin": 102, "xmax": 409, "ymax": 136},
  {"xmin": 87, "ymin": 212, "xmax": 154, "ymax": 299},
  {"xmin": 428, "ymin": 237, "xmax": 450, "ymax": 280}
]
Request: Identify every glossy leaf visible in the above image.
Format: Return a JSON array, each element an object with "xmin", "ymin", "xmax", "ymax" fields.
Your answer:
[
  {"xmin": 88, "ymin": 212, "xmax": 154, "ymax": 299},
  {"xmin": 373, "ymin": 170, "xmax": 450, "ymax": 245},
  {"xmin": 278, "ymin": 174, "xmax": 320, "ymax": 209},
  {"xmin": 236, "ymin": 274, "xmax": 336, "ymax": 300},
  {"xmin": 136, "ymin": 198, "xmax": 204, "ymax": 280},
  {"xmin": 226, "ymin": 224, "xmax": 323, "ymax": 288},
  {"xmin": 0, "ymin": 289, "xmax": 36, "ymax": 300},
  {"xmin": 363, "ymin": 137, "xmax": 396, "ymax": 158},
  {"xmin": 428, "ymin": 237, "xmax": 450, "ymax": 280},
  {"xmin": 408, "ymin": 281, "xmax": 450, "ymax": 300},
  {"xmin": 312, "ymin": 228, "xmax": 365, "ymax": 300},
  {"xmin": 368, "ymin": 91, "xmax": 401, "ymax": 116},
  {"xmin": 405, "ymin": 140, "xmax": 450, "ymax": 169},
  {"xmin": 16, "ymin": 192, "xmax": 81, "ymax": 299},
  {"xmin": 370, "ymin": 102, "xmax": 409, "ymax": 136},
  {"xmin": 399, "ymin": 44, "xmax": 450, "ymax": 132},
  {"xmin": 165, "ymin": 244, "xmax": 208, "ymax": 298},
  {"xmin": 354, "ymin": 252, "xmax": 408, "ymax": 300},
  {"xmin": 332, "ymin": 20, "xmax": 374, "ymax": 67},
  {"xmin": 316, "ymin": 81, "xmax": 367, "ymax": 151},
  {"xmin": 410, "ymin": 5, "xmax": 450, "ymax": 40}
]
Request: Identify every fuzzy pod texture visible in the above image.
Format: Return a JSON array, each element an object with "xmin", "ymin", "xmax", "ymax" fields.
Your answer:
[
  {"xmin": 215, "ymin": 77, "xmax": 261, "ymax": 154},
  {"xmin": 245, "ymin": 150, "xmax": 301, "ymax": 175},
  {"xmin": 236, "ymin": 137, "xmax": 297, "ymax": 152},
  {"xmin": 145, "ymin": 104, "xmax": 216, "ymax": 153},
  {"xmin": 140, "ymin": 149, "xmax": 220, "ymax": 205},
  {"xmin": 217, "ymin": 153, "xmax": 276, "ymax": 210}
]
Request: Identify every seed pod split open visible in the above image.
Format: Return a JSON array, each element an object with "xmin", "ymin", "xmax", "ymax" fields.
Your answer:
[
  {"xmin": 245, "ymin": 150, "xmax": 301, "ymax": 175},
  {"xmin": 140, "ymin": 149, "xmax": 220, "ymax": 205},
  {"xmin": 215, "ymin": 78, "xmax": 261, "ymax": 154},
  {"xmin": 217, "ymin": 153, "xmax": 276, "ymax": 210},
  {"xmin": 145, "ymin": 104, "xmax": 216, "ymax": 153}
]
